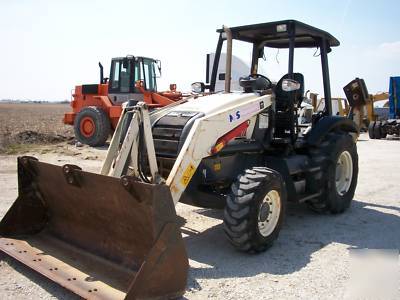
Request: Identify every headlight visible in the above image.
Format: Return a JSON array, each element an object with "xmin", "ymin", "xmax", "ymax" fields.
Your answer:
[{"xmin": 191, "ymin": 82, "xmax": 205, "ymax": 93}]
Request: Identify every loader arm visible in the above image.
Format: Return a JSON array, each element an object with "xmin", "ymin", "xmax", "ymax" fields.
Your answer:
[
  {"xmin": 166, "ymin": 94, "xmax": 272, "ymax": 205},
  {"xmin": 102, "ymin": 93, "xmax": 272, "ymax": 204}
]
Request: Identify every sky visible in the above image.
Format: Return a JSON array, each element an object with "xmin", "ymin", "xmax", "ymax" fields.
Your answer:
[{"xmin": 0, "ymin": 0, "xmax": 399, "ymax": 101}]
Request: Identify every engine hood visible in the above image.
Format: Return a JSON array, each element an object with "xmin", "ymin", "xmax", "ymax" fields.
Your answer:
[
  {"xmin": 150, "ymin": 91, "xmax": 273, "ymax": 159},
  {"xmin": 171, "ymin": 92, "xmax": 268, "ymax": 116}
]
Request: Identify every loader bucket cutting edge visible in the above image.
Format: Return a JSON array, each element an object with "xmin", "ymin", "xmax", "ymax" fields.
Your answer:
[{"xmin": 0, "ymin": 156, "xmax": 188, "ymax": 300}]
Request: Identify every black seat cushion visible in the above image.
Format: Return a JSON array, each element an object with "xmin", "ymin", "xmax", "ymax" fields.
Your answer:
[
  {"xmin": 273, "ymin": 73, "xmax": 305, "ymax": 140},
  {"xmin": 275, "ymin": 73, "xmax": 304, "ymax": 110}
]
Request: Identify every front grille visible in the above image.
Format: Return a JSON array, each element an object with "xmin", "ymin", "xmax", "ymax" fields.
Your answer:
[{"xmin": 152, "ymin": 111, "xmax": 203, "ymax": 158}]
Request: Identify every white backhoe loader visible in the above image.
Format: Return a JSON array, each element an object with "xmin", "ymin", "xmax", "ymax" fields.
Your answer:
[{"xmin": 0, "ymin": 20, "xmax": 359, "ymax": 299}]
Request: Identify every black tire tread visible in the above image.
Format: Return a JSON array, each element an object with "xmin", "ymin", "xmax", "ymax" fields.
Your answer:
[
  {"xmin": 74, "ymin": 106, "xmax": 110, "ymax": 146},
  {"xmin": 223, "ymin": 167, "xmax": 285, "ymax": 253},
  {"xmin": 373, "ymin": 121, "xmax": 382, "ymax": 139},
  {"xmin": 368, "ymin": 121, "xmax": 375, "ymax": 139},
  {"xmin": 307, "ymin": 132, "xmax": 358, "ymax": 214}
]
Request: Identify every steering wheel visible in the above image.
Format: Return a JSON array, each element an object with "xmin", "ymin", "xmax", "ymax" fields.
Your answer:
[{"xmin": 251, "ymin": 73, "xmax": 272, "ymax": 89}]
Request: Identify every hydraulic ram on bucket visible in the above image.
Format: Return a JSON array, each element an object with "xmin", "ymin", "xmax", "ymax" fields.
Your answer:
[{"xmin": 0, "ymin": 156, "xmax": 188, "ymax": 299}]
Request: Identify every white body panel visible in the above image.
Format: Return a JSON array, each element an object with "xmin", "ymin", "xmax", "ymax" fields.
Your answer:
[
  {"xmin": 166, "ymin": 93, "xmax": 273, "ymax": 204},
  {"xmin": 169, "ymin": 92, "xmax": 262, "ymax": 115},
  {"xmin": 103, "ymin": 92, "xmax": 274, "ymax": 206}
]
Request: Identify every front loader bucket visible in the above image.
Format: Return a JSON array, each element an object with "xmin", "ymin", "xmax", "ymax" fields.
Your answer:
[{"xmin": 0, "ymin": 156, "xmax": 188, "ymax": 300}]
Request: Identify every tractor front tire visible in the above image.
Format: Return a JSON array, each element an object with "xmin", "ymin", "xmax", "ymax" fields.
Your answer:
[
  {"xmin": 74, "ymin": 106, "xmax": 110, "ymax": 146},
  {"xmin": 223, "ymin": 167, "xmax": 286, "ymax": 253}
]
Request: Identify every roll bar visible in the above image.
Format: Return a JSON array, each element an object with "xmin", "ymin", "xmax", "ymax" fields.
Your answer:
[{"xmin": 208, "ymin": 20, "xmax": 335, "ymax": 116}]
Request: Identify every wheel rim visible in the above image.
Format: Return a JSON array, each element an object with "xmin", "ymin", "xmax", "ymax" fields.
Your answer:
[
  {"xmin": 80, "ymin": 117, "xmax": 95, "ymax": 137},
  {"xmin": 257, "ymin": 190, "xmax": 281, "ymax": 237},
  {"xmin": 335, "ymin": 150, "xmax": 353, "ymax": 196}
]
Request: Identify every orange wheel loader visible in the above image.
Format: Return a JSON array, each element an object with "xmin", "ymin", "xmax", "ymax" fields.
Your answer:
[{"xmin": 63, "ymin": 56, "xmax": 184, "ymax": 146}]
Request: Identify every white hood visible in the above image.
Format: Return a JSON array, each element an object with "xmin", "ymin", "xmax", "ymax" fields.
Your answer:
[{"xmin": 171, "ymin": 92, "xmax": 263, "ymax": 116}]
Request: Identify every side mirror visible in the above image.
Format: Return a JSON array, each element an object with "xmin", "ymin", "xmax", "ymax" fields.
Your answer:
[
  {"xmin": 282, "ymin": 79, "xmax": 301, "ymax": 92},
  {"xmin": 191, "ymin": 82, "xmax": 205, "ymax": 93}
]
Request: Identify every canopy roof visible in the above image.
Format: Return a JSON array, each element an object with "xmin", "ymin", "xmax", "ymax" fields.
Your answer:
[{"xmin": 217, "ymin": 20, "xmax": 340, "ymax": 48}]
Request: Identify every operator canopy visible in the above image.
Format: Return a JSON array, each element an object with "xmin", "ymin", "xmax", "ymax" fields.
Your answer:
[{"xmin": 217, "ymin": 19, "xmax": 340, "ymax": 50}]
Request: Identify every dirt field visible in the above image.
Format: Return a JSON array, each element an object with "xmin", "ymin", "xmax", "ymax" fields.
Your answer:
[
  {"xmin": 0, "ymin": 103, "xmax": 399, "ymax": 299},
  {"xmin": 0, "ymin": 102, "xmax": 73, "ymax": 153}
]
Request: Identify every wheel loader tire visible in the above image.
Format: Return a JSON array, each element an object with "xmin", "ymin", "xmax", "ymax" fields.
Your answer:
[
  {"xmin": 223, "ymin": 167, "xmax": 286, "ymax": 253},
  {"xmin": 380, "ymin": 122, "xmax": 387, "ymax": 138},
  {"xmin": 313, "ymin": 133, "xmax": 358, "ymax": 214},
  {"xmin": 368, "ymin": 121, "xmax": 375, "ymax": 139},
  {"xmin": 74, "ymin": 106, "xmax": 110, "ymax": 146},
  {"xmin": 373, "ymin": 121, "xmax": 382, "ymax": 139}
]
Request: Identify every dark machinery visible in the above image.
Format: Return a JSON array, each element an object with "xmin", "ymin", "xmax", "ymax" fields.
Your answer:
[{"xmin": 369, "ymin": 76, "xmax": 400, "ymax": 139}]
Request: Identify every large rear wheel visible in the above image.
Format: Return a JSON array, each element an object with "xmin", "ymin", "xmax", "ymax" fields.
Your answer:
[
  {"xmin": 308, "ymin": 133, "xmax": 358, "ymax": 214},
  {"xmin": 74, "ymin": 106, "xmax": 110, "ymax": 146},
  {"xmin": 223, "ymin": 167, "xmax": 286, "ymax": 253}
]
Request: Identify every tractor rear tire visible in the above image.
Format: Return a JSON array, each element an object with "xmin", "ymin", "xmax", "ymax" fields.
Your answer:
[
  {"xmin": 223, "ymin": 167, "xmax": 286, "ymax": 253},
  {"xmin": 74, "ymin": 106, "xmax": 110, "ymax": 146},
  {"xmin": 322, "ymin": 134, "xmax": 358, "ymax": 214},
  {"xmin": 308, "ymin": 133, "xmax": 358, "ymax": 214},
  {"xmin": 373, "ymin": 121, "xmax": 382, "ymax": 139},
  {"xmin": 368, "ymin": 121, "xmax": 375, "ymax": 139}
]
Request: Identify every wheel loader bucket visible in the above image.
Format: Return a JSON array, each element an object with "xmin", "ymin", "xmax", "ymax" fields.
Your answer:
[{"xmin": 0, "ymin": 156, "xmax": 188, "ymax": 300}]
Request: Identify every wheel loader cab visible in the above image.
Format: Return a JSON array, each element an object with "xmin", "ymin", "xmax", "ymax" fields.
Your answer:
[{"xmin": 108, "ymin": 56, "xmax": 159, "ymax": 104}]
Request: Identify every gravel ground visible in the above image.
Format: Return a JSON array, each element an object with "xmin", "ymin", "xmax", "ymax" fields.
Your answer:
[{"xmin": 0, "ymin": 133, "xmax": 399, "ymax": 299}]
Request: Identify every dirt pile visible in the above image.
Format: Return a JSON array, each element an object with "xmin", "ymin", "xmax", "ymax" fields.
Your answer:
[
  {"xmin": 0, "ymin": 130, "xmax": 74, "ymax": 154},
  {"xmin": 14, "ymin": 130, "xmax": 72, "ymax": 144},
  {"xmin": 0, "ymin": 103, "xmax": 75, "ymax": 154}
]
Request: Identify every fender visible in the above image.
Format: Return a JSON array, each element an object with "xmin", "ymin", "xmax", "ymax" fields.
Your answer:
[{"xmin": 306, "ymin": 116, "xmax": 359, "ymax": 146}]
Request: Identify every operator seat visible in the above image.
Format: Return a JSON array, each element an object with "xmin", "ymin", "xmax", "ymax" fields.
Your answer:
[{"xmin": 274, "ymin": 73, "xmax": 304, "ymax": 140}]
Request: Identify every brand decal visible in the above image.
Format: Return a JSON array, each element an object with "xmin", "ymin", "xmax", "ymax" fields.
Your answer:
[
  {"xmin": 229, "ymin": 111, "xmax": 241, "ymax": 122},
  {"xmin": 229, "ymin": 102, "xmax": 260, "ymax": 122}
]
